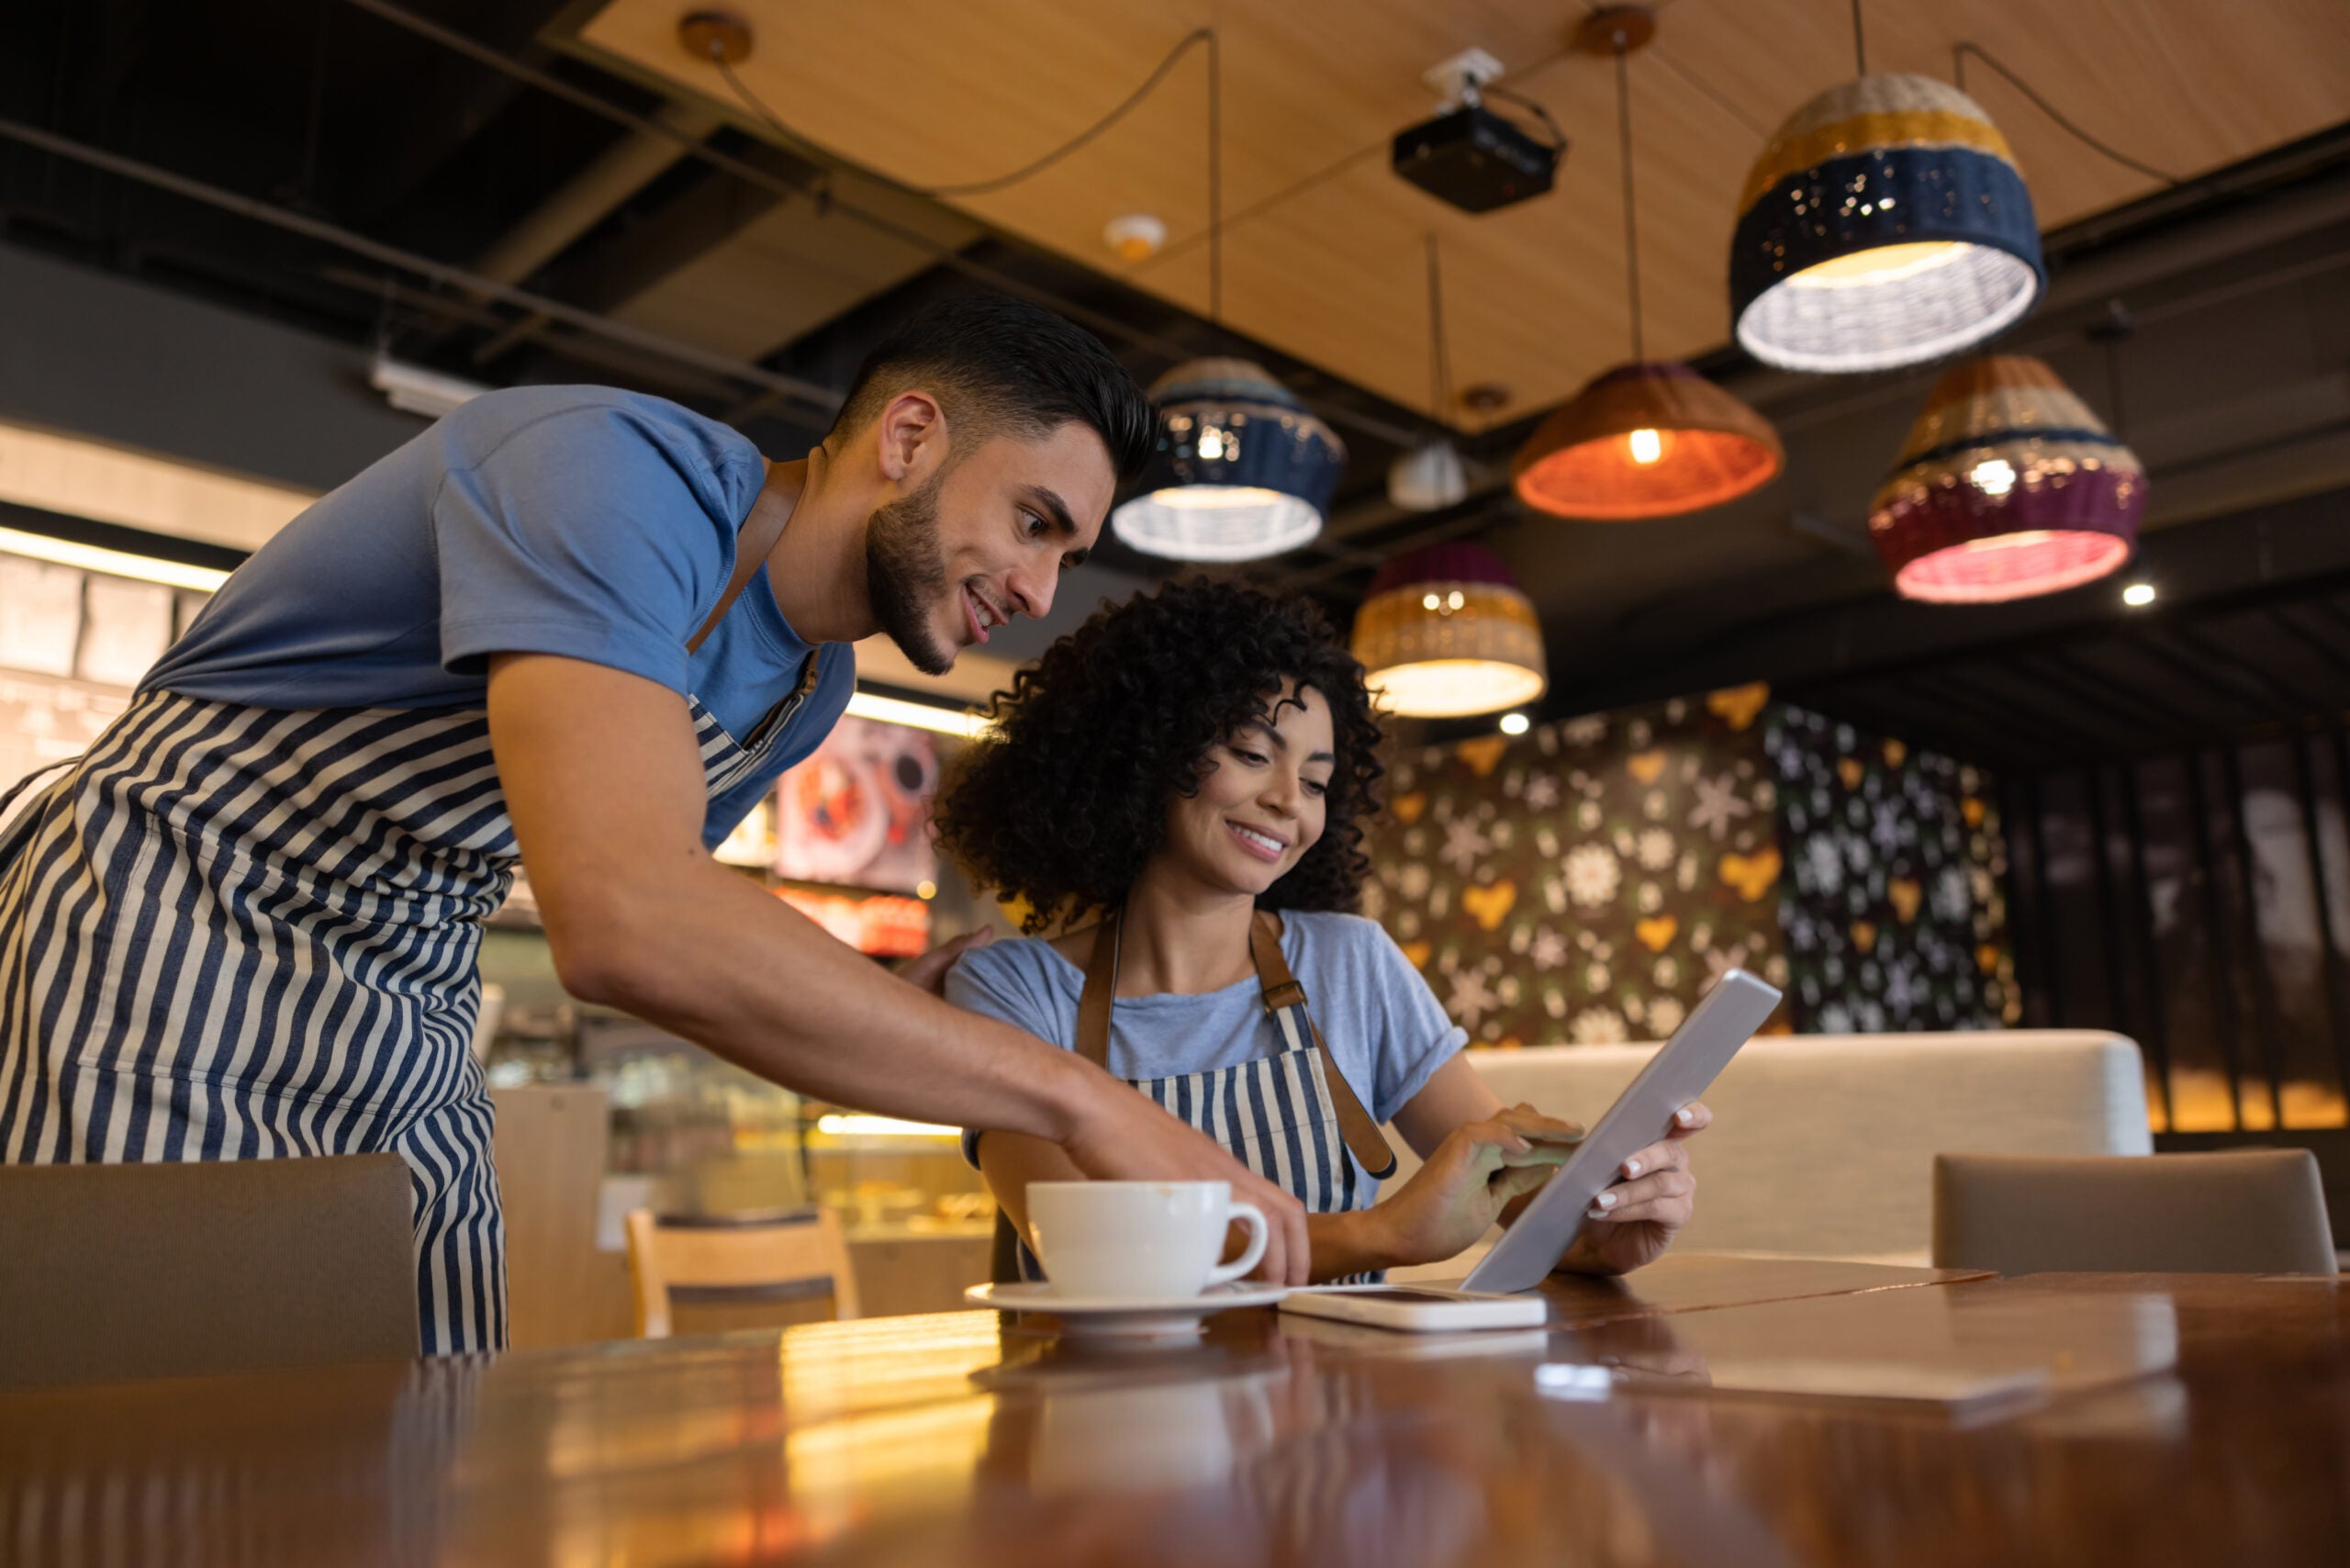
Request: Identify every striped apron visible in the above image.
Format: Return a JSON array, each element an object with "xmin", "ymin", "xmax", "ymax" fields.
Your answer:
[
  {"xmin": 1002, "ymin": 907, "xmax": 1399, "ymax": 1283},
  {"xmin": 0, "ymin": 501, "xmax": 814, "ymax": 1355}
]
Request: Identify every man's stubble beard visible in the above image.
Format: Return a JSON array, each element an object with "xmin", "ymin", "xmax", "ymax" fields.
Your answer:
[{"xmin": 864, "ymin": 469, "xmax": 955, "ymax": 677}]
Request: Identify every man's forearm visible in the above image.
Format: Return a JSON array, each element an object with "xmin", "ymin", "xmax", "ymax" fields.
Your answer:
[{"xmin": 555, "ymin": 853, "xmax": 1106, "ymax": 1139}]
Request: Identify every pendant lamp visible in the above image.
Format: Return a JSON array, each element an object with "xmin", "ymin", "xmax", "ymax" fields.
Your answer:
[
  {"xmin": 1111, "ymin": 358, "xmax": 1346, "ymax": 561},
  {"xmin": 1514, "ymin": 11, "xmax": 1782, "ymax": 521},
  {"xmin": 1869, "ymin": 355, "xmax": 2145, "ymax": 603},
  {"xmin": 1350, "ymin": 543, "xmax": 1547, "ymax": 718},
  {"xmin": 1107, "ymin": 29, "xmax": 1348, "ymax": 561},
  {"xmin": 1730, "ymin": 67, "xmax": 2043, "ymax": 373},
  {"xmin": 1388, "ymin": 234, "xmax": 1470, "ymax": 513}
]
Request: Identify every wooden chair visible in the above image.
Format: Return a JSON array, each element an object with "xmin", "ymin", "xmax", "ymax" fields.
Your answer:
[
  {"xmin": 1932, "ymin": 1150, "xmax": 2339, "ymax": 1276},
  {"xmin": 625, "ymin": 1206, "xmax": 861, "ymax": 1337},
  {"xmin": 0, "ymin": 1155, "xmax": 420, "ymax": 1390}
]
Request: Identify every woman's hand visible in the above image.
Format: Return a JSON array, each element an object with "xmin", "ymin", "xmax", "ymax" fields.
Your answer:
[
  {"xmin": 1553, "ymin": 1101, "xmax": 1711, "ymax": 1277},
  {"xmin": 1366, "ymin": 1104, "xmax": 1583, "ymax": 1269}
]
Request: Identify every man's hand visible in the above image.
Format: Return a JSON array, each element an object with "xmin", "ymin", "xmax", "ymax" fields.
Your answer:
[
  {"xmin": 899, "ymin": 927, "xmax": 993, "ymax": 996},
  {"xmin": 1055, "ymin": 1081, "xmax": 1312, "ymax": 1286}
]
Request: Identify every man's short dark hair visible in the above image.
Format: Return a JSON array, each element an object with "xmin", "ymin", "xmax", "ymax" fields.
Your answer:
[{"xmin": 825, "ymin": 293, "xmax": 1153, "ymax": 482}]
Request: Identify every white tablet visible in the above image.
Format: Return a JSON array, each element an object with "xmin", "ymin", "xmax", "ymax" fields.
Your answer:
[{"xmin": 1457, "ymin": 968, "xmax": 1782, "ymax": 1295}]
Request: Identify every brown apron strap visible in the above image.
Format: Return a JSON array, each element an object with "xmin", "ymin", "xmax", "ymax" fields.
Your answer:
[
  {"xmin": 1250, "ymin": 910, "xmax": 1399, "ymax": 1179},
  {"xmin": 688, "ymin": 476, "xmax": 796, "ymax": 655},
  {"xmin": 1074, "ymin": 907, "xmax": 1121, "ymax": 1068}
]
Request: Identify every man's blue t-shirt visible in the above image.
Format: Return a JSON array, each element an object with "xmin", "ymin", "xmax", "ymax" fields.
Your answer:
[{"xmin": 144, "ymin": 386, "xmax": 854, "ymax": 846}]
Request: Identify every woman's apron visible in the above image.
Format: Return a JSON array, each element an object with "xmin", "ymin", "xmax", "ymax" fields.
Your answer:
[
  {"xmin": 996, "ymin": 906, "xmax": 1399, "ymax": 1283},
  {"xmin": 0, "ymin": 498, "xmax": 811, "ymax": 1354}
]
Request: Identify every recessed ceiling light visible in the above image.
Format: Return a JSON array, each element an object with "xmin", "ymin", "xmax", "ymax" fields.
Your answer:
[
  {"xmin": 1103, "ymin": 213, "xmax": 1166, "ymax": 262},
  {"xmin": 2122, "ymin": 582, "xmax": 2156, "ymax": 607}
]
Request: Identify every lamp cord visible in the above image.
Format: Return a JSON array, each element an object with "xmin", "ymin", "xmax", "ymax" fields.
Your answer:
[
  {"xmin": 1425, "ymin": 233, "xmax": 1451, "ymax": 418},
  {"xmin": 2103, "ymin": 334, "xmax": 2129, "ymax": 438},
  {"xmin": 1207, "ymin": 26, "xmax": 1222, "ymax": 323},
  {"xmin": 1481, "ymin": 84, "xmax": 1571, "ymax": 154},
  {"xmin": 706, "ymin": 23, "xmax": 1225, "ymax": 322},
  {"xmin": 1850, "ymin": 0, "xmax": 1867, "ymax": 76},
  {"xmin": 712, "ymin": 28, "xmax": 1216, "ymax": 201},
  {"xmin": 1953, "ymin": 41, "xmax": 2180, "ymax": 186},
  {"xmin": 1615, "ymin": 39, "xmax": 1644, "ymax": 364}
]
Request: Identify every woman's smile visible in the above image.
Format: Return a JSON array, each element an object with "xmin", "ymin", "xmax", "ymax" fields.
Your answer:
[{"xmin": 1226, "ymin": 820, "xmax": 1291, "ymax": 863}]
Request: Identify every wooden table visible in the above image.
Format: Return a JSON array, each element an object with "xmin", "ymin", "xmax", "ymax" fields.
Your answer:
[{"xmin": 3, "ymin": 1256, "xmax": 2343, "ymax": 1566}]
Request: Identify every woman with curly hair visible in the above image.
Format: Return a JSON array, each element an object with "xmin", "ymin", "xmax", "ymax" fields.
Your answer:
[{"xmin": 935, "ymin": 578, "xmax": 1709, "ymax": 1284}]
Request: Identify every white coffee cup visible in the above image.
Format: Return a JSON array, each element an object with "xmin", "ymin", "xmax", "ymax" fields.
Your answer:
[{"xmin": 1025, "ymin": 1181, "xmax": 1270, "ymax": 1300}]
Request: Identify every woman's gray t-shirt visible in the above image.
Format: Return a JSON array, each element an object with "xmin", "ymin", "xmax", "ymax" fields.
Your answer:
[{"xmin": 945, "ymin": 910, "xmax": 1466, "ymax": 1193}]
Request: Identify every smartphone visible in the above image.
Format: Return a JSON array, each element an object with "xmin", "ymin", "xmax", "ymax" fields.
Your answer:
[{"xmin": 1277, "ymin": 1284, "xmax": 1548, "ymax": 1332}]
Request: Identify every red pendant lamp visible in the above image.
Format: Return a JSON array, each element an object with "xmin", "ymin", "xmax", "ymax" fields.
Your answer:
[
  {"xmin": 1514, "ymin": 9, "xmax": 1782, "ymax": 521},
  {"xmin": 1870, "ymin": 355, "xmax": 2145, "ymax": 603}
]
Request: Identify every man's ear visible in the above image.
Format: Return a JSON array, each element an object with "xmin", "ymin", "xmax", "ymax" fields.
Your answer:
[{"xmin": 873, "ymin": 389, "xmax": 947, "ymax": 485}]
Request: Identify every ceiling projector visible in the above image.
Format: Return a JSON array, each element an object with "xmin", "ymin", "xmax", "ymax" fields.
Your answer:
[{"xmin": 1391, "ymin": 49, "xmax": 1563, "ymax": 215}]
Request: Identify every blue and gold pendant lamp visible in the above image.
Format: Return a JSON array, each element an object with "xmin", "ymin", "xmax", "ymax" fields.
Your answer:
[
  {"xmin": 1112, "ymin": 358, "xmax": 1346, "ymax": 561},
  {"xmin": 1730, "ymin": 11, "xmax": 2044, "ymax": 374},
  {"xmin": 1109, "ymin": 29, "xmax": 1346, "ymax": 562}
]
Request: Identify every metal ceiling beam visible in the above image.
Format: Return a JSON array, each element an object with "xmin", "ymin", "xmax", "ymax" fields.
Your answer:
[
  {"xmin": 473, "ymin": 100, "xmax": 723, "ymax": 285},
  {"xmin": 0, "ymin": 114, "xmax": 843, "ymax": 419},
  {"xmin": 2007, "ymin": 652, "xmax": 2199, "ymax": 748},
  {"xmin": 2266, "ymin": 605, "xmax": 2350, "ymax": 680},
  {"xmin": 2162, "ymin": 624, "xmax": 2333, "ymax": 719},
  {"xmin": 2020, "ymin": 649, "xmax": 2208, "ymax": 737},
  {"xmin": 338, "ymin": 0, "xmax": 1430, "ymax": 454}
]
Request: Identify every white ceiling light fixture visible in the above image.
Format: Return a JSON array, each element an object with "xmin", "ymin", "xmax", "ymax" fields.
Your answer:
[
  {"xmin": 1388, "ymin": 233, "xmax": 1470, "ymax": 513},
  {"xmin": 846, "ymin": 689, "xmax": 992, "ymax": 740},
  {"xmin": 1103, "ymin": 212, "xmax": 1167, "ymax": 262},
  {"xmin": 0, "ymin": 525, "xmax": 232, "ymax": 592},
  {"xmin": 369, "ymin": 356, "xmax": 495, "ymax": 420}
]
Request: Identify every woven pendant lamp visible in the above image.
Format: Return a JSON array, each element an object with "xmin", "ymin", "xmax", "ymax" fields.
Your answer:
[
  {"xmin": 1112, "ymin": 357, "xmax": 1346, "ymax": 561},
  {"xmin": 1515, "ymin": 10, "xmax": 1782, "ymax": 521},
  {"xmin": 1514, "ymin": 362, "xmax": 1783, "ymax": 520},
  {"xmin": 1107, "ymin": 35, "xmax": 1346, "ymax": 562},
  {"xmin": 1870, "ymin": 355, "xmax": 2145, "ymax": 603},
  {"xmin": 1730, "ymin": 72, "xmax": 2043, "ymax": 373},
  {"xmin": 1350, "ymin": 543, "xmax": 1547, "ymax": 719}
]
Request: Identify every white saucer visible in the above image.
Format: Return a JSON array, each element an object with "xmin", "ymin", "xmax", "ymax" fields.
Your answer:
[{"xmin": 966, "ymin": 1281, "xmax": 1289, "ymax": 1338}]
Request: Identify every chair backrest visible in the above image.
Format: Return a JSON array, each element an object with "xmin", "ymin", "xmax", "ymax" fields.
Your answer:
[
  {"xmin": 1933, "ymin": 1150, "xmax": 2339, "ymax": 1275},
  {"xmin": 0, "ymin": 1155, "xmax": 420, "ymax": 1390},
  {"xmin": 1404, "ymin": 1031, "xmax": 2152, "ymax": 1262},
  {"xmin": 625, "ymin": 1207, "xmax": 860, "ymax": 1337}
]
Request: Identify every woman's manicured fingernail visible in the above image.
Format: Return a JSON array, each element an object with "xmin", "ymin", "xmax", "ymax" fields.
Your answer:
[
  {"xmin": 1676, "ymin": 1106, "xmax": 1697, "ymax": 1126},
  {"xmin": 1593, "ymin": 1191, "xmax": 1617, "ymax": 1211},
  {"xmin": 1623, "ymin": 1157, "xmax": 1642, "ymax": 1178}
]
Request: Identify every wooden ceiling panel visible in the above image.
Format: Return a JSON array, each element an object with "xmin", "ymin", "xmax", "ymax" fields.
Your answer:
[{"xmin": 576, "ymin": 0, "xmax": 2350, "ymax": 423}]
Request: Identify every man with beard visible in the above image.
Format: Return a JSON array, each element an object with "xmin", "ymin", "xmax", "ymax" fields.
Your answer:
[{"xmin": 0, "ymin": 293, "xmax": 1311, "ymax": 1353}]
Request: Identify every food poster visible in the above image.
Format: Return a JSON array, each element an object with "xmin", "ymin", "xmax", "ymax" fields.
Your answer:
[{"xmin": 773, "ymin": 714, "xmax": 941, "ymax": 894}]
